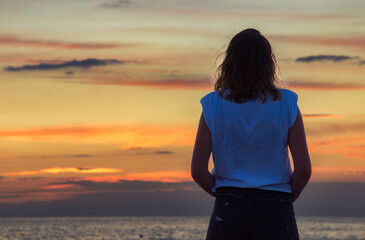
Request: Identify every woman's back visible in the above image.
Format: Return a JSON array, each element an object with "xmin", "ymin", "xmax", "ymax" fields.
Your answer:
[
  {"xmin": 200, "ymin": 88, "xmax": 298, "ymax": 193},
  {"xmin": 191, "ymin": 28, "xmax": 311, "ymax": 239}
]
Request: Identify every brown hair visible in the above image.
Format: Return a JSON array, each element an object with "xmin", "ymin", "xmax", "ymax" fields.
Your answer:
[{"xmin": 214, "ymin": 28, "xmax": 282, "ymax": 103}]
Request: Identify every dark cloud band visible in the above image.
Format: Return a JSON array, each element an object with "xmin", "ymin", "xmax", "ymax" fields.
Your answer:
[
  {"xmin": 154, "ymin": 151, "xmax": 173, "ymax": 154},
  {"xmin": 101, "ymin": 0, "xmax": 131, "ymax": 8},
  {"xmin": 302, "ymin": 114, "xmax": 336, "ymax": 118},
  {"xmin": 286, "ymin": 80, "xmax": 365, "ymax": 90},
  {"xmin": 295, "ymin": 55, "xmax": 357, "ymax": 63},
  {"xmin": 0, "ymin": 182, "xmax": 364, "ymax": 217},
  {"xmin": 5, "ymin": 58, "xmax": 124, "ymax": 72}
]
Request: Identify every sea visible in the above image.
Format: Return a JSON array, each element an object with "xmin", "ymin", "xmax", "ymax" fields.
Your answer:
[{"xmin": 0, "ymin": 216, "xmax": 364, "ymax": 240}]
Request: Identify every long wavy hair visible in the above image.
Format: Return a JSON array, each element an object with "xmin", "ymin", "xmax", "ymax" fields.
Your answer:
[{"xmin": 214, "ymin": 28, "xmax": 282, "ymax": 103}]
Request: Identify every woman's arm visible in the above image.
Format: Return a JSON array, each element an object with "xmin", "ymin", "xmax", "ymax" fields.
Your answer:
[
  {"xmin": 288, "ymin": 107, "xmax": 312, "ymax": 202},
  {"xmin": 191, "ymin": 112, "xmax": 216, "ymax": 197}
]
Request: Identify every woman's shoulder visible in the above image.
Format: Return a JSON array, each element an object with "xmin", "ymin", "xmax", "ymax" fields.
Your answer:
[
  {"xmin": 201, "ymin": 91, "xmax": 220, "ymax": 100},
  {"xmin": 278, "ymin": 88, "xmax": 298, "ymax": 100},
  {"xmin": 278, "ymin": 88, "xmax": 296, "ymax": 94}
]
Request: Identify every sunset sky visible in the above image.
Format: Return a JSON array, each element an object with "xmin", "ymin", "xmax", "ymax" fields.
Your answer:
[{"xmin": 0, "ymin": 0, "xmax": 364, "ymax": 213}]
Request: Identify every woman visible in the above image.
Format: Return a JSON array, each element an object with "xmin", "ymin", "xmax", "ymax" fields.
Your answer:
[{"xmin": 191, "ymin": 28, "xmax": 311, "ymax": 240}]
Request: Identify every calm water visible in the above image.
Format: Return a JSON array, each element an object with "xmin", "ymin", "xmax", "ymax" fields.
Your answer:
[{"xmin": 0, "ymin": 216, "xmax": 364, "ymax": 240}]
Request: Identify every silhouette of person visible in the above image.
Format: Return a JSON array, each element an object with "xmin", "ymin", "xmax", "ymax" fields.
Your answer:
[{"xmin": 191, "ymin": 28, "xmax": 311, "ymax": 240}]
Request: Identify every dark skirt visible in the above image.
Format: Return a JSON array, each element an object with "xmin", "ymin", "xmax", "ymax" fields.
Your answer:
[{"xmin": 205, "ymin": 187, "xmax": 300, "ymax": 240}]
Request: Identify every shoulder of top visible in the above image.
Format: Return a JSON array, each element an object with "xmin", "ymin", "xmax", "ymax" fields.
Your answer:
[
  {"xmin": 279, "ymin": 88, "xmax": 297, "ymax": 97},
  {"xmin": 202, "ymin": 91, "xmax": 219, "ymax": 98}
]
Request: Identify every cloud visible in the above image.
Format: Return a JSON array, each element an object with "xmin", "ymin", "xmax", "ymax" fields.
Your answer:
[
  {"xmin": 57, "ymin": 70, "xmax": 360, "ymax": 92},
  {"xmin": 312, "ymin": 166, "xmax": 365, "ymax": 175},
  {"xmin": 0, "ymin": 187, "xmax": 212, "ymax": 217},
  {"xmin": 0, "ymin": 123, "xmax": 196, "ymax": 150},
  {"xmin": 268, "ymin": 35, "xmax": 365, "ymax": 51},
  {"xmin": 308, "ymin": 136, "xmax": 365, "ymax": 160},
  {"xmin": 2, "ymin": 167, "xmax": 123, "ymax": 176},
  {"xmin": 70, "ymin": 154, "xmax": 92, "ymax": 158},
  {"xmin": 46, "ymin": 154, "xmax": 92, "ymax": 158},
  {"xmin": 4, "ymin": 58, "xmax": 124, "ymax": 72},
  {"xmin": 16, "ymin": 154, "xmax": 92, "ymax": 159},
  {"xmin": 59, "ymin": 178, "xmax": 195, "ymax": 192},
  {"xmin": 41, "ymin": 167, "xmax": 122, "ymax": 174},
  {"xmin": 70, "ymin": 154, "xmax": 91, "ymax": 158},
  {"xmin": 17, "ymin": 177, "xmax": 44, "ymax": 181},
  {"xmin": 306, "ymin": 121, "xmax": 365, "ymax": 137},
  {"xmin": 302, "ymin": 114, "xmax": 341, "ymax": 118},
  {"xmin": 0, "ymin": 194, "xmax": 23, "ymax": 199},
  {"xmin": 66, "ymin": 170, "xmax": 192, "ymax": 183},
  {"xmin": 101, "ymin": 0, "xmax": 131, "ymax": 8},
  {"xmin": 0, "ymin": 34, "xmax": 142, "ymax": 50},
  {"xmin": 120, "ymin": 171, "xmax": 191, "ymax": 182},
  {"xmin": 59, "ymin": 77, "xmax": 213, "ymax": 90},
  {"xmin": 3, "ymin": 171, "xmax": 39, "ymax": 176},
  {"xmin": 120, "ymin": 26, "xmax": 224, "ymax": 39},
  {"xmin": 154, "ymin": 151, "xmax": 173, "ymax": 154},
  {"xmin": 295, "ymin": 55, "xmax": 358, "ymax": 63},
  {"xmin": 0, "ymin": 57, "xmax": 66, "ymax": 65},
  {"xmin": 326, "ymin": 144, "xmax": 365, "ymax": 160},
  {"xmin": 127, "ymin": 6, "xmax": 341, "ymax": 21},
  {"xmin": 348, "ymin": 171, "xmax": 365, "ymax": 176},
  {"xmin": 285, "ymin": 80, "xmax": 365, "ymax": 90},
  {"xmin": 41, "ymin": 184, "xmax": 78, "ymax": 190},
  {"xmin": 0, "ymin": 182, "xmax": 364, "ymax": 217},
  {"xmin": 97, "ymin": 0, "xmax": 341, "ymax": 20},
  {"xmin": 301, "ymin": 119, "xmax": 365, "ymax": 160},
  {"xmin": 0, "ymin": 177, "xmax": 197, "ymax": 203}
]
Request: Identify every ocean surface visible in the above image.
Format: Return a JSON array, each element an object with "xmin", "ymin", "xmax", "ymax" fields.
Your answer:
[{"xmin": 0, "ymin": 216, "xmax": 364, "ymax": 240}]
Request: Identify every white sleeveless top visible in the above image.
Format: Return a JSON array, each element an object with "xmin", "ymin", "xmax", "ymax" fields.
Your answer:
[{"xmin": 200, "ymin": 88, "xmax": 298, "ymax": 193}]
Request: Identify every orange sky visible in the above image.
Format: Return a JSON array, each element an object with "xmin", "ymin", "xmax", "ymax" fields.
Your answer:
[{"xmin": 0, "ymin": 0, "xmax": 365, "ymax": 204}]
